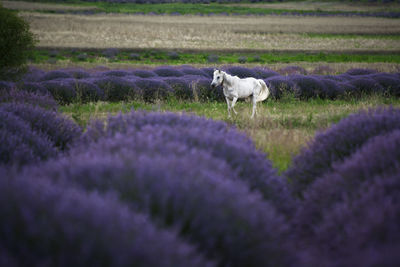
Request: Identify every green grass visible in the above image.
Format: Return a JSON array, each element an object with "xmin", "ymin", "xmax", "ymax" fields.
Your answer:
[
  {"xmin": 30, "ymin": 1, "xmax": 398, "ymax": 17},
  {"xmin": 60, "ymin": 95, "xmax": 400, "ymax": 173},
  {"xmin": 30, "ymin": 49, "xmax": 400, "ymax": 65}
]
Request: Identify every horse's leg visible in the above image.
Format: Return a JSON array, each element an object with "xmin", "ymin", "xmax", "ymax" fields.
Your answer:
[
  {"xmin": 231, "ymin": 97, "xmax": 238, "ymax": 115},
  {"xmin": 251, "ymin": 95, "xmax": 257, "ymax": 119},
  {"xmin": 225, "ymin": 97, "xmax": 232, "ymax": 118}
]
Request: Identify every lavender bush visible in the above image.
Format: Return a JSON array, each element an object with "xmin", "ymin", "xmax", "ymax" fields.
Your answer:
[
  {"xmin": 153, "ymin": 67, "xmax": 184, "ymax": 77},
  {"xmin": 94, "ymin": 76, "xmax": 138, "ymax": 102},
  {"xmin": 285, "ymin": 106, "xmax": 400, "ymax": 197},
  {"xmin": 0, "ymin": 110, "xmax": 57, "ymax": 166},
  {"xmin": 2, "ymin": 66, "xmax": 400, "ymax": 104},
  {"xmin": 81, "ymin": 111, "xmax": 292, "ymax": 213},
  {"xmin": 41, "ymin": 79, "xmax": 76, "ymax": 104},
  {"xmin": 0, "ymin": 103, "xmax": 81, "ymax": 150},
  {"xmin": 131, "ymin": 69, "xmax": 157, "ymax": 78},
  {"xmin": 0, "ymin": 171, "xmax": 213, "ymax": 267},
  {"xmin": 0, "ymin": 88, "xmax": 58, "ymax": 110},
  {"xmin": 134, "ymin": 78, "xmax": 173, "ymax": 102},
  {"xmin": 301, "ymin": 171, "xmax": 400, "ymax": 267},
  {"xmin": 293, "ymin": 130, "xmax": 400, "ymax": 241},
  {"xmin": 39, "ymin": 70, "xmax": 72, "ymax": 82},
  {"xmin": 16, "ymin": 81, "xmax": 48, "ymax": 95},
  {"xmin": 31, "ymin": 112, "xmax": 294, "ymax": 266}
]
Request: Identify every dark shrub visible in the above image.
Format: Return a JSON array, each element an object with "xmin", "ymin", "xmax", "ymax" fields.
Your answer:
[
  {"xmin": 238, "ymin": 56, "xmax": 247, "ymax": 64},
  {"xmin": 0, "ymin": 102, "xmax": 81, "ymax": 151},
  {"xmin": 102, "ymin": 48, "xmax": 119, "ymax": 58},
  {"xmin": 133, "ymin": 78, "xmax": 173, "ymax": 102},
  {"xmin": 94, "ymin": 76, "xmax": 138, "ymax": 102},
  {"xmin": 167, "ymin": 51, "xmax": 180, "ymax": 60},
  {"xmin": 163, "ymin": 77, "xmax": 193, "ymax": 100},
  {"xmin": 0, "ymin": 6, "xmax": 36, "ymax": 80},
  {"xmin": 41, "ymin": 79, "xmax": 76, "ymax": 104},
  {"xmin": 345, "ymin": 68, "xmax": 377, "ymax": 76},
  {"xmin": 278, "ymin": 66, "xmax": 307, "ymax": 76},
  {"xmin": 39, "ymin": 70, "xmax": 72, "ymax": 82},
  {"xmin": 0, "ymin": 110, "xmax": 56, "ymax": 166},
  {"xmin": 225, "ymin": 66, "xmax": 258, "ymax": 78},
  {"xmin": 285, "ymin": 106, "xmax": 400, "ymax": 197},
  {"xmin": 131, "ymin": 69, "xmax": 156, "ymax": 78},
  {"xmin": 129, "ymin": 53, "xmax": 141, "ymax": 60},
  {"xmin": 290, "ymin": 75, "xmax": 326, "ymax": 99},
  {"xmin": 153, "ymin": 67, "xmax": 184, "ymax": 77},
  {"xmin": 207, "ymin": 54, "xmax": 219, "ymax": 63},
  {"xmin": 0, "ymin": 173, "xmax": 212, "ymax": 267}
]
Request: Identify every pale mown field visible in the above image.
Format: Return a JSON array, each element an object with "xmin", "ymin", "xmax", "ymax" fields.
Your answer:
[{"xmin": 21, "ymin": 12, "xmax": 400, "ymax": 52}]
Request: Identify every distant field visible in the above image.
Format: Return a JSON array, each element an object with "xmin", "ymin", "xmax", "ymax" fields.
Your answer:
[{"xmin": 21, "ymin": 12, "xmax": 400, "ymax": 52}]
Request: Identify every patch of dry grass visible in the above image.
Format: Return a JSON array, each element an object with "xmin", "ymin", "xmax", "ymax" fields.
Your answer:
[{"xmin": 21, "ymin": 12, "xmax": 400, "ymax": 52}]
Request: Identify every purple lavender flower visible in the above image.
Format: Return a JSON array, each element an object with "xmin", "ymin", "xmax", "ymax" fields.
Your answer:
[
  {"xmin": 285, "ymin": 106, "xmax": 400, "ymax": 197},
  {"xmin": 252, "ymin": 67, "xmax": 280, "ymax": 79},
  {"xmin": 39, "ymin": 70, "xmax": 72, "ymax": 82},
  {"xmin": 131, "ymin": 69, "xmax": 157, "ymax": 78},
  {"xmin": 0, "ymin": 88, "xmax": 57, "ymax": 110},
  {"xmin": 41, "ymin": 79, "xmax": 76, "ymax": 104},
  {"xmin": 0, "ymin": 103, "xmax": 81, "ymax": 150},
  {"xmin": 162, "ymin": 77, "xmax": 193, "ymax": 100},
  {"xmin": 153, "ymin": 67, "xmax": 184, "ymax": 77},
  {"xmin": 225, "ymin": 66, "xmax": 259, "ymax": 78},
  {"xmin": 178, "ymin": 66, "xmax": 208, "ymax": 77},
  {"xmin": 345, "ymin": 68, "xmax": 377, "ymax": 76},
  {"xmin": 94, "ymin": 76, "xmax": 139, "ymax": 102},
  {"xmin": 0, "ymin": 109, "xmax": 57, "ymax": 166},
  {"xmin": 293, "ymin": 130, "xmax": 400, "ymax": 241},
  {"xmin": 0, "ymin": 171, "xmax": 213, "ymax": 267},
  {"xmin": 265, "ymin": 76, "xmax": 296, "ymax": 99},
  {"xmin": 289, "ymin": 75, "xmax": 326, "ymax": 99},
  {"xmin": 133, "ymin": 78, "xmax": 172, "ymax": 102}
]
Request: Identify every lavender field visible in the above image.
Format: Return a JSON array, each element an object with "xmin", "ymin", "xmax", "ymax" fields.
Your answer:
[
  {"xmin": 1, "ymin": 83, "xmax": 400, "ymax": 265},
  {"xmin": 2, "ymin": 65, "xmax": 400, "ymax": 105},
  {"xmin": 1, "ymin": 0, "xmax": 400, "ymax": 265}
]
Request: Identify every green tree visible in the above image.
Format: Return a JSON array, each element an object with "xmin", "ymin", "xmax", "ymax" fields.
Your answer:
[{"xmin": 0, "ymin": 5, "xmax": 37, "ymax": 80}]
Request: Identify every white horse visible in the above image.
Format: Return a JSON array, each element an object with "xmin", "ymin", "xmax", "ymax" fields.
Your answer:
[{"xmin": 210, "ymin": 69, "xmax": 270, "ymax": 118}]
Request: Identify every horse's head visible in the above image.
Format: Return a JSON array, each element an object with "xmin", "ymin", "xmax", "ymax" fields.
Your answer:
[{"xmin": 211, "ymin": 69, "xmax": 224, "ymax": 88}]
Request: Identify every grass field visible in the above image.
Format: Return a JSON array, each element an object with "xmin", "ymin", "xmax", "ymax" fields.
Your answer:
[{"xmin": 60, "ymin": 95, "xmax": 400, "ymax": 172}]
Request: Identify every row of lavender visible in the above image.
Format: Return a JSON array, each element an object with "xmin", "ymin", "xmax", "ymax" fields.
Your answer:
[
  {"xmin": 1, "ymin": 88, "xmax": 399, "ymax": 266},
  {"xmin": 1, "ymin": 66, "xmax": 400, "ymax": 104}
]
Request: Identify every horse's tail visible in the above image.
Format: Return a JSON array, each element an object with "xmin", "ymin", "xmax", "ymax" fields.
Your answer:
[{"xmin": 256, "ymin": 79, "xmax": 270, "ymax": 102}]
